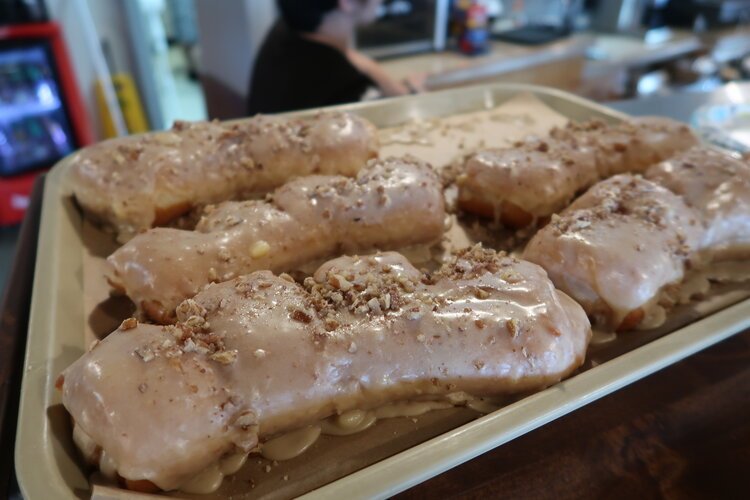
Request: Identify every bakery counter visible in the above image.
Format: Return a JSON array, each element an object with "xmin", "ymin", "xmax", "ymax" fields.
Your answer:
[
  {"xmin": 381, "ymin": 30, "xmax": 708, "ymax": 98},
  {"xmin": 381, "ymin": 35, "xmax": 592, "ymax": 92},
  {"xmin": 609, "ymin": 81, "xmax": 750, "ymax": 123},
  {"xmin": 586, "ymin": 30, "xmax": 702, "ymax": 73}
]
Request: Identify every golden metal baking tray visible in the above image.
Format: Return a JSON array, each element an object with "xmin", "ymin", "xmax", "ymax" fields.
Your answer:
[{"xmin": 15, "ymin": 83, "xmax": 750, "ymax": 499}]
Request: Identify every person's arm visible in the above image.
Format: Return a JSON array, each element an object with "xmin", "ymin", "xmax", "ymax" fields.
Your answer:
[{"xmin": 346, "ymin": 49, "xmax": 424, "ymax": 97}]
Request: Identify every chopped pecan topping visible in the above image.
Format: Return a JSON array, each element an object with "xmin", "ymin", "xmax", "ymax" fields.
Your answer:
[
  {"xmin": 120, "ymin": 317, "xmax": 138, "ymax": 331},
  {"xmin": 210, "ymin": 349, "xmax": 238, "ymax": 365},
  {"xmin": 290, "ymin": 309, "xmax": 313, "ymax": 323}
]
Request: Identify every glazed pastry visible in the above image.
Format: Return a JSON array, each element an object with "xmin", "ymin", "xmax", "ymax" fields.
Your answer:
[
  {"xmin": 646, "ymin": 146, "xmax": 750, "ymax": 259},
  {"xmin": 456, "ymin": 135, "xmax": 599, "ymax": 228},
  {"xmin": 69, "ymin": 112, "xmax": 378, "ymax": 242},
  {"xmin": 107, "ymin": 157, "xmax": 445, "ymax": 323},
  {"xmin": 557, "ymin": 116, "xmax": 698, "ymax": 177},
  {"xmin": 60, "ymin": 246, "xmax": 591, "ymax": 492},
  {"xmin": 457, "ymin": 117, "xmax": 698, "ymax": 227},
  {"xmin": 523, "ymin": 175, "xmax": 703, "ymax": 331}
]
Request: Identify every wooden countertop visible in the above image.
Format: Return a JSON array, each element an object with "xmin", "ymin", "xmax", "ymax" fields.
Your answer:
[
  {"xmin": 382, "ymin": 30, "xmax": 707, "ymax": 91},
  {"xmin": 397, "ymin": 327, "xmax": 750, "ymax": 499},
  {"xmin": 586, "ymin": 30, "xmax": 702, "ymax": 70},
  {"xmin": 382, "ymin": 36, "xmax": 592, "ymax": 90}
]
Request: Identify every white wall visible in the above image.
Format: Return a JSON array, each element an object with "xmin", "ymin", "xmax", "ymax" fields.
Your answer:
[
  {"xmin": 195, "ymin": 0, "xmax": 276, "ymax": 99},
  {"xmin": 47, "ymin": 0, "xmax": 138, "ymax": 140},
  {"xmin": 49, "ymin": 0, "xmax": 277, "ymax": 133},
  {"xmin": 244, "ymin": 0, "xmax": 277, "ymax": 93}
]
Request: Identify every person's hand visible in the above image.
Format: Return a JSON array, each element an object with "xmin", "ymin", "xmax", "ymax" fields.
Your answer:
[
  {"xmin": 346, "ymin": 48, "xmax": 410, "ymax": 97},
  {"xmin": 345, "ymin": 49, "xmax": 378, "ymax": 74},
  {"xmin": 402, "ymin": 72, "xmax": 428, "ymax": 94}
]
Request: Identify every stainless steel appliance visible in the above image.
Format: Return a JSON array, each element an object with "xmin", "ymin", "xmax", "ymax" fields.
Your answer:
[
  {"xmin": 356, "ymin": 0, "xmax": 449, "ymax": 58},
  {"xmin": 492, "ymin": 0, "xmax": 580, "ymax": 45}
]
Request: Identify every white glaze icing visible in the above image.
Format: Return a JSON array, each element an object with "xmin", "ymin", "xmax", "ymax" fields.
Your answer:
[
  {"xmin": 107, "ymin": 158, "xmax": 445, "ymax": 322},
  {"xmin": 320, "ymin": 410, "xmax": 377, "ymax": 436},
  {"xmin": 70, "ymin": 112, "xmax": 378, "ymax": 242},
  {"xmin": 62, "ymin": 248, "xmax": 590, "ymax": 491},
  {"xmin": 524, "ymin": 175, "xmax": 704, "ymax": 329},
  {"xmin": 260, "ymin": 426, "xmax": 322, "ymax": 461},
  {"xmin": 646, "ymin": 146, "xmax": 750, "ymax": 256}
]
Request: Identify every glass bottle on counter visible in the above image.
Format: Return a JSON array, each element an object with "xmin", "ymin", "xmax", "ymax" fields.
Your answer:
[{"xmin": 452, "ymin": 0, "xmax": 490, "ymax": 55}]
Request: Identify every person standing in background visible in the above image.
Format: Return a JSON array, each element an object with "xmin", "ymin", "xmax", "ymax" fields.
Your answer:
[{"xmin": 247, "ymin": 0, "xmax": 423, "ymax": 115}]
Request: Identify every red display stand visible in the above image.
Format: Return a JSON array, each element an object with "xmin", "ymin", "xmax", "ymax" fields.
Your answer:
[
  {"xmin": 0, "ymin": 22, "xmax": 92, "ymax": 225},
  {"xmin": 0, "ymin": 171, "xmax": 35, "ymax": 223}
]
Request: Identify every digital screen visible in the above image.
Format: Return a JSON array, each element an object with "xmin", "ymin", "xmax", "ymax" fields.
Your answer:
[
  {"xmin": 0, "ymin": 43, "xmax": 76, "ymax": 176},
  {"xmin": 357, "ymin": 0, "xmax": 438, "ymax": 54}
]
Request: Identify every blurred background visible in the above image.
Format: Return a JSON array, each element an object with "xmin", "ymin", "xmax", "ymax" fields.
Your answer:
[{"xmin": 2, "ymin": 0, "xmax": 750, "ymax": 294}]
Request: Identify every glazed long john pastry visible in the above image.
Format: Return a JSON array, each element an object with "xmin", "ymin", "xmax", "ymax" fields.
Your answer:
[
  {"xmin": 523, "ymin": 174, "xmax": 703, "ymax": 331},
  {"xmin": 107, "ymin": 157, "xmax": 446, "ymax": 323},
  {"xmin": 645, "ymin": 146, "xmax": 750, "ymax": 259},
  {"xmin": 61, "ymin": 247, "xmax": 591, "ymax": 492},
  {"xmin": 457, "ymin": 117, "xmax": 698, "ymax": 228},
  {"xmin": 69, "ymin": 112, "xmax": 378, "ymax": 242}
]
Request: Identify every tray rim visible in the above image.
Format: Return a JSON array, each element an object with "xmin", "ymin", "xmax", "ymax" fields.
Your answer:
[
  {"xmin": 14, "ymin": 82, "xmax": 746, "ymax": 499},
  {"xmin": 303, "ymin": 299, "xmax": 750, "ymax": 498}
]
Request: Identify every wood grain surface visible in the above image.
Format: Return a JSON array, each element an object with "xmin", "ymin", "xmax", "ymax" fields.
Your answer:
[{"xmin": 396, "ymin": 330, "xmax": 750, "ymax": 500}]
